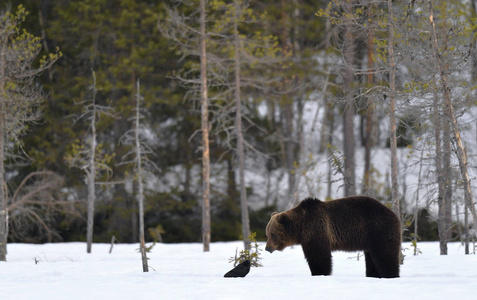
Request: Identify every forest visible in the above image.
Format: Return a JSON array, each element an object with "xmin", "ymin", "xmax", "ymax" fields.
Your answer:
[{"xmin": 1, "ymin": 0, "xmax": 477, "ymax": 260}]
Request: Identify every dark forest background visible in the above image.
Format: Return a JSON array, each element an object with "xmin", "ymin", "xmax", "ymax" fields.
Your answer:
[{"xmin": 4, "ymin": 0, "xmax": 472, "ymax": 247}]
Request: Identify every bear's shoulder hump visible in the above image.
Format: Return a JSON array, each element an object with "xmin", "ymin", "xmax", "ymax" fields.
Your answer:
[{"xmin": 298, "ymin": 198, "xmax": 323, "ymax": 210}]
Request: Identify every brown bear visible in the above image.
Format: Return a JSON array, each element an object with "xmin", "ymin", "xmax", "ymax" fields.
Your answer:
[{"xmin": 265, "ymin": 196, "xmax": 401, "ymax": 278}]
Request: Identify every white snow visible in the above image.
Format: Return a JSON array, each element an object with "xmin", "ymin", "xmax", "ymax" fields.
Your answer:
[{"xmin": 1, "ymin": 241, "xmax": 476, "ymax": 300}]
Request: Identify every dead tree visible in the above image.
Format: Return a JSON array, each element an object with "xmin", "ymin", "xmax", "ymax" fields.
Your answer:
[
  {"xmin": 119, "ymin": 78, "xmax": 160, "ymax": 270},
  {"xmin": 427, "ymin": 0, "xmax": 477, "ymax": 241},
  {"xmin": 65, "ymin": 70, "xmax": 114, "ymax": 253},
  {"xmin": 159, "ymin": 1, "xmax": 211, "ymax": 252},
  {"xmin": 342, "ymin": 0, "xmax": 357, "ymax": 197},
  {"xmin": 387, "ymin": 0, "xmax": 400, "ymax": 219},
  {"xmin": 7, "ymin": 170, "xmax": 80, "ymax": 242},
  {"xmin": 118, "ymin": 79, "xmax": 160, "ymax": 271}
]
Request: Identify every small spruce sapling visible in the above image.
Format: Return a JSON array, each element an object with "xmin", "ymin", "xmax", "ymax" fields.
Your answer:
[
  {"xmin": 327, "ymin": 144, "xmax": 345, "ymax": 179},
  {"xmin": 148, "ymin": 225, "xmax": 165, "ymax": 243},
  {"xmin": 136, "ymin": 241, "xmax": 156, "ymax": 253},
  {"xmin": 229, "ymin": 232, "xmax": 263, "ymax": 267},
  {"xmin": 411, "ymin": 233, "xmax": 422, "ymax": 256}
]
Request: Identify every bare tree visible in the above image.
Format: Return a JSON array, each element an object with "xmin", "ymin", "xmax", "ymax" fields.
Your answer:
[
  {"xmin": 65, "ymin": 70, "xmax": 114, "ymax": 254},
  {"xmin": 413, "ymin": 149, "xmax": 425, "ymax": 255},
  {"xmin": 432, "ymin": 78, "xmax": 448, "ymax": 254},
  {"xmin": 386, "ymin": 0, "xmax": 477, "ymax": 254},
  {"xmin": 0, "ymin": 5, "xmax": 61, "ymax": 261},
  {"xmin": 342, "ymin": 0, "xmax": 357, "ymax": 197},
  {"xmin": 427, "ymin": 0, "xmax": 477, "ymax": 241},
  {"xmin": 363, "ymin": 2, "xmax": 376, "ymax": 194},
  {"xmin": 317, "ymin": 0, "xmax": 367, "ymax": 197},
  {"xmin": 119, "ymin": 79, "xmax": 158, "ymax": 272},
  {"xmin": 232, "ymin": 0, "xmax": 251, "ymax": 250},
  {"xmin": 159, "ymin": 1, "xmax": 211, "ymax": 252},
  {"xmin": 85, "ymin": 71, "xmax": 97, "ymax": 254},
  {"xmin": 207, "ymin": 0, "xmax": 282, "ymax": 249},
  {"xmin": 7, "ymin": 170, "xmax": 79, "ymax": 242},
  {"xmin": 433, "ymin": 90, "xmax": 453, "ymax": 255},
  {"xmin": 162, "ymin": 1, "xmax": 282, "ymax": 250},
  {"xmin": 443, "ymin": 123, "xmax": 453, "ymax": 243},
  {"xmin": 133, "ymin": 79, "xmax": 148, "ymax": 272},
  {"xmin": 387, "ymin": 0, "xmax": 400, "ymax": 218}
]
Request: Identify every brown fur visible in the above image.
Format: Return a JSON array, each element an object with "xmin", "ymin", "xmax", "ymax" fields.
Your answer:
[{"xmin": 265, "ymin": 196, "xmax": 401, "ymax": 278}]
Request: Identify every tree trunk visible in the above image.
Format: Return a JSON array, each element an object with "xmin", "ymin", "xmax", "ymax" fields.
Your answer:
[
  {"xmin": 326, "ymin": 100, "xmax": 334, "ymax": 200},
  {"xmin": 283, "ymin": 103, "xmax": 295, "ymax": 199},
  {"xmin": 465, "ymin": 199, "xmax": 469, "ymax": 254},
  {"xmin": 388, "ymin": 0, "xmax": 400, "ymax": 218},
  {"xmin": 342, "ymin": 0, "xmax": 356, "ymax": 197},
  {"xmin": 86, "ymin": 71, "xmax": 97, "ymax": 254},
  {"xmin": 0, "ymin": 36, "xmax": 7, "ymax": 261},
  {"xmin": 136, "ymin": 80, "xmax": 148, "ymax": 272},
  {"xmin": 433, "ymin": 83, "xmax": 447, "ymax": 255},
  {"xmin": 428, "ymin": 0, "xmax": 477, "ymax": 238},
  {"xmin": 387, "ymin": 2, "xmax": 403, "ymax": 264},
  {"xmin": 444, "ymin": 101, "xmax": 477, "ymax": 237},
  {"xmin": 227, "ymin": 154, "xmax": 238, "ymax": 203},
  {"xmin": 414, "ymin": 148, "xmax": 425, "ymax": 255},
  {"xmin": 363, "ymin": 4, "xmax": 375, "ymax": 194},
  {"xmin": 0, "ymin": 9, "xmax": 59, "ymax": 257},
  {"xmin": 443, "ymin": 120, "xmax": 453, "ymax": 245},
  {"xmin": 200, "ymin": 0, "xmax": 211, "ymax": 253},
  {"xmin": 280, "ymin": 0, "xmax": 296, "ymax": 200},
  {"xmin": 471, "ymin": 0, "xmax": 477, "ymax": 81},
  {"xmin": 233, "ymin": 0, "xmax": 250, "ymax": 250}
]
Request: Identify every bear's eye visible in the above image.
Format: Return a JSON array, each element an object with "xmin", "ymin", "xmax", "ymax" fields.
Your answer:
[{"xmin": 271, "ymin": 233, "xmax": 277, "ymax": 240}]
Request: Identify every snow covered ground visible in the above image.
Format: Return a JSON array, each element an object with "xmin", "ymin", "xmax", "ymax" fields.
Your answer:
[{"xmin": 1, "ymin": 241, "xmax": 476, "ymax": 300}]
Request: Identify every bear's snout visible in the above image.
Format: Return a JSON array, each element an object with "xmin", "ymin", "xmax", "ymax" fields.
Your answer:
[{"xmin": 265, "ymin": 245, "xmax": 274, "ymax": 253}]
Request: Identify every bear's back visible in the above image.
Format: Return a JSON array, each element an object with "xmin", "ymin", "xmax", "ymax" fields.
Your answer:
[{"xmin": 323, "ymin": 196, "xmax": 400, "ymax": 252}]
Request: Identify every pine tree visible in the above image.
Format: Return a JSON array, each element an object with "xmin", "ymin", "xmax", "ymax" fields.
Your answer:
[
  {"xmin": 199, "ymin": 0, "xmax": 211, "ymax": 252},
  {"xmin": 51, "ymin": 0, "xmax": 172, "ymax": 243},
  {"xmin": 0, "ymin": 5, "xmax": 61, "ymax": 261}
]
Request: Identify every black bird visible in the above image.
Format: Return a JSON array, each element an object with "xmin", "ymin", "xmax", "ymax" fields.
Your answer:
[{"xmin": 224, "ymin": 260, "xmax": 251, "ymax": 278}]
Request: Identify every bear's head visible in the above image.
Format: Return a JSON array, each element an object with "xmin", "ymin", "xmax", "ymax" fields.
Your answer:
[{"xmin": 265, "ymin": 211, "xmax": 297, "ymax": 253}]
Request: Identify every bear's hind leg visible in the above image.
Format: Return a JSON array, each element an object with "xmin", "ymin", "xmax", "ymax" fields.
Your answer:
[
  {"xmin": 364, "ymin": 251, "xmax": 381, "ymax": 278},
  {"xmin": 368, "ymin": 247, "xmax": 400, "ymax": 278}
]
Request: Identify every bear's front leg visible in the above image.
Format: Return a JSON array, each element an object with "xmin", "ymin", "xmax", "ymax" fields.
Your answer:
[{"xmin": 302, "ymin": 242, "xmax": 332, "ymax": 276}]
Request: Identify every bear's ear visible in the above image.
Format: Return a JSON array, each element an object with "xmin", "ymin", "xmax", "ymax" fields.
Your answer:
[
  {"xmin": 271, "ymin": 212, "xmax": 278, "ymax": 217},
  {"xmin": 276, "ymin": 214, "xmax": 289, "ymax": 226}
]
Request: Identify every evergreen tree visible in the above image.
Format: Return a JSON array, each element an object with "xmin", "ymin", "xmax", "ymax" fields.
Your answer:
[{"xmin": 0, "ymin": 5, "xmax": 60, "ymax": 260}]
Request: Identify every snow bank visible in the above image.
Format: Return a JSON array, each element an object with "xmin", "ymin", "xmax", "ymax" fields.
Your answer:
[{"xmin": 1, "ymin": 241, "xmax": 476, "ymax": 299}]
